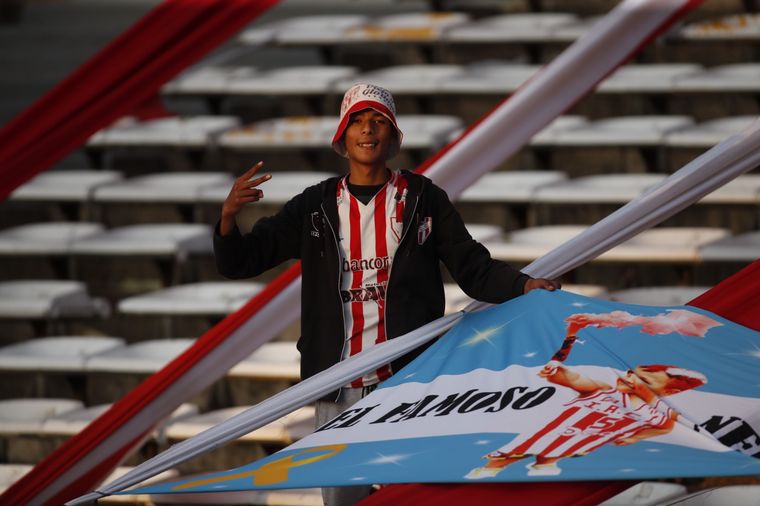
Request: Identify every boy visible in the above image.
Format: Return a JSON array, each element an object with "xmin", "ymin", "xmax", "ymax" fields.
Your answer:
[{"xmin": 216, "ymin": 83, "xmax": 559, "ymax": 504}]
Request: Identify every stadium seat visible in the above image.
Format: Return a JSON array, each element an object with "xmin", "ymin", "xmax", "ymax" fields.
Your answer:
[
  {"xmin": 162, "ymin": 66, "xmax": 259, "ymax": 96},
  {"xmin": 238, "ymin": 14, "xmax": 368, "ymax": 46},
  {"xmin": 533, "ymin": 174, "xmax": 665, "ymax": 204},
  {"xmin": 697, "ymin": 174, "xmax": 760, "ymax": 204},
  {"xmin": 69, "ymin": 224, "xmax": 213, "ymax": 259},
  {"xmin": 699, "ymin": 230, "xmax": 760, "ymax": 262},
  {"xmin": 9, "ymin": 169, "xmax": 123, "ymax": 203},
  {"xmin": 333, "ymin": 63, "xmax": 464, "ymax": 95},
  {"xmin": 0, "ymin": 335, "xmax": 124, "ymax": 372},
  {"xmin": 599, "ymin": 481, "xmax": 688, "ymax": 505},
  {"xmin": 227, "ymin": 341, "xmax": 301, "ymax": 381},
  {"xmin": 438, "ymin": 61, "xmax": 540, "ymax": 95},
  {"xmin": 118, "ymin": 282, "xmax": 264, "ymax": 317},
  {"xmin": 85, "ymin": 338, "xmax": 194, "ymax": 375},
  {"xmin": 465, "ymin": 223, "xmax": 503, "ymax": 243},
  {"xmin": 599, "ymin": 63, "xmax": 702, "ymax": 93},
  {"xmin": 458, "ymin": 171, "xmax": 567, "ymax": 203},
  {"xmin": 93, "ymin": 172, "xmax": 233, "ymax": 205},
  {"xmin": 532, "ymin": 115, "xmax": 694, "ymax": 147},
  {"xmin": 664, "ymin": 116, "xmax": 758, "ymax": 148},
  {"xmin": 610, "ymin": 286, "xmax": 709, "ymax": 306},
  {"xmin": 443, "ymin": 13, "xmax": 579, "ymax": 43},
  {"xmin": 220, "ymin": 115, "xmax": 462, "ymax": 151},
  {"xmin": 164, "ymin": 405, "xmax": 314, "ymax": 445},
  {"xmin": 149, "ymin": 487, "xmax": 322, "ymax": 506},
  {"xmin": 676, "ymin": 13, "xmax": 760, "ymax": 40},
  {"xmin": 88, "ymin": 116, "xmax": 240, "ymax": 148},
  {"xmin": 672, "ymin": 63, "xmax": 760, "ymax": 93},
  {"xmin": 0, "ymin": 280, "xmax": 109, "ymax": 320},
  {"xmin": 0, "ymin": 222, "xmax": 104, "ymax": 255},
  {"xmin": 198, "ymin": 171, "xmax": 339, "ymax": 205},
  {"xmin": 658, "ymin": 485, "xmax": 760, "ymax": 505}
]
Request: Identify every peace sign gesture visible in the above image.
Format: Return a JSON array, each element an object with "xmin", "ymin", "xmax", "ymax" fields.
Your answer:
[{"xmin": 219, "ymin": 162, "xmax": 271, "ymax": 236}]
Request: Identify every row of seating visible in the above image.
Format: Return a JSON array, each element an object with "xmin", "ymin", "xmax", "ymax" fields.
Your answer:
[
  {"xmin": 164, "ymin": 62, "xmax": 760, "ymax": 99},
  {"xmin": 236, "ymin": 12, "xmax": 760, "ymax": 49},
  {"xmin": 9, "ymin": 171, "xmax": 759, "ymax": 213}
]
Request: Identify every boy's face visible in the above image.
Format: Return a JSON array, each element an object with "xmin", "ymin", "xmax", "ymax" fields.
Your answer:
[
  {"xmin": 343, "ymin": 109, "xmax": 395, "ymax": 168},
  {"xmin": 617, "ymin": 367, "xmax": 676, "ymax": 397}
]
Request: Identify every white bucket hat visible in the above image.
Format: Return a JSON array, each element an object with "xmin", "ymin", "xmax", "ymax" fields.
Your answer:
[{"xmin": 331, "ymin": 83, "xmax": 403, "ymax": 159}]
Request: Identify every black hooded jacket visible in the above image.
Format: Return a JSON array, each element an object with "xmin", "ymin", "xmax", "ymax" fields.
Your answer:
[{"xmin": 214, "ymin": 171, "xmax": 530, "ymax": 390}]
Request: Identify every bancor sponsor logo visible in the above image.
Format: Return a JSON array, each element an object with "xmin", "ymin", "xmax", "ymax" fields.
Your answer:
[{"xmin": 343, "ymin": 256, "xmax": 392, "ymax": 272}]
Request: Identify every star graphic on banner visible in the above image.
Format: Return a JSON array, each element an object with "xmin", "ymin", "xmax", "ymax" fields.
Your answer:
[
  {"xmin": 724, "ymin": 342, "xmax": 760, "ymax": 360},
  {"xmin": 459, "ymin": 315, "xmax": 522, "ymax": 348},
  {"xmin": 523, "ymin": 351, "xmax": 537, "ymax": 358},
  {"xmin": 474, "ymin": 440, "xmax": 491, "ymax": 445},
  {"xmin": 619, "ymin": 468, "xmax": 637, "ymax": 473},
  {"xmin": 351, "ymin": 476, "xmax": 368, "ymax": 481},
  {"xmin": 571, "ymin": 302, "xmax": 588, "ymax": 308},
  {"xmin": 403, "ymin": 373, "xmax": 417, "ymax": 379},
  {"xmin": 645, "ymin": 448, "xmax": 661, "ymax": 453},
  {"xmin": 367, "ymin": 453, "xmax": 413, "ymax": 466}
]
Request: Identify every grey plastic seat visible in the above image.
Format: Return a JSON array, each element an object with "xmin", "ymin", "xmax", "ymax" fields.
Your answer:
[
  {"xmin": 444, "ymin": 13, "xmax": 578, "ymax": 43},
  {"xmin": 118, "ymin": 282, "xmax": 264, "ymax": 316},
  {"xmin": 673, "ymin": 63, "xmax": 760, "ymax": 92},
  {"xmin": 439, "ymin": 61, "xmax": 540, "ymax": 95},
  {"xmin": 600, "ymin": 481, "xmax": 688, "ymax": 505},
  {"xmin": 664, "ymin": 116, "xmax": 758, "ymax": 148},
  {"xmin": 228, "ymin": 342, "xmax": 301, "ymax": 381},
  {"xmin": 698, "ymin": 174, "xmax": 760, "ymax": 204},
  {"xmin": 93, "ymin": 172, "xmax": 233, "ymax": 204},
  {"xmin": 0, "ymin": 398, "xmax": 84, "ymax": 434},
  {"xmin": 85, "ymin": 339, "xmax": 194, "ymax": 374},
  {"xmin": 198, "ymin": 171, "xmax": 338, "ymax": 205},
  {"xmin": 0, "ymin": 222, "xmax": 104, "ymax": 255},
  {"xmin": 699, "ymin": 231, "xmax": 760, "ymax": 262},
  {"xmin": 0, "ymin": 280, "xmax": 109, "ymax": 319},
  {"xmin": 88, "ymin": 116, "xmax": 240, "ymax": 148},
  {"xmin": 162, "ymin": 66, "xmax": 259, "ymax": 95},
  {"xmin": 0, "ymin": 336, "xmax": 124, "ymax": 372},
  {"xmin": 458, "ymin": 171, "xmax": 567, "ymax": 203},
  {"xmin": 534, "ymin": 174, "xmax": 665, "ymax": 204},
  {"xmin": 656, "ymin": 485, "xmax": 760, "ymax": 505},
  {"xmin": 227, "ymin": 65, "xmax": 358, "ymax": 96},
  {"xmin": 238, "ymin": 14, "xmax": 368, "ymax": 46},
  {"xmin": 599, "ymin": 63, "xmax": 702, "ymax": 93},
  {"xmin": 69, "ymin": 224, "xmax": 213, "ymax": 258},
  {"xmin": 163, "ymin": 405, "xmax": 314, "ymax": 444},
  {"xmin": 536, "ymin": 115, "xmax": 694, "ymax": 147},
  {"xmin": 333, "ymin": 64, "xmax": 464, "ymax": 95},
  {"xmin": 9, "ymin": 170, "xmax": 123, "ymax": 203}
]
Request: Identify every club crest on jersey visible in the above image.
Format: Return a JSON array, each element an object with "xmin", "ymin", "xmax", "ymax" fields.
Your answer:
[{"xmin": 417, "ymin": 216, "xmax": 432, "ymax": 245}]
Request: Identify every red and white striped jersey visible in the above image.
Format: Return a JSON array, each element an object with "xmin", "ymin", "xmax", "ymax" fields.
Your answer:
[
  {"xmin": 337, "ymin": 170, "xmax": 409, "ymax": 387},
  {"xmin": 492, "ymin": 388, "xmax": 673, "ymax": 459}
]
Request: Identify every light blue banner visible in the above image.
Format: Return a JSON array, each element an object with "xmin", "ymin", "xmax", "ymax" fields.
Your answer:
[{"xmin": 129, "ymin": 290, "xmax": 760, "ymax": 494}]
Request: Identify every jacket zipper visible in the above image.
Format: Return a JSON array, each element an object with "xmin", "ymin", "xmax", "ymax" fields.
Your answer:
[
  {"xmin": 383, "ymin": 192, "xmax": 420, "ymax": 375},
  {"xmin": 321, "ymin": 202, "xmax": 347, "ymax": 399}
]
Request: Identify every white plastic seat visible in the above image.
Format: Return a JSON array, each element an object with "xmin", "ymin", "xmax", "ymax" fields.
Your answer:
[
  {"xmin": 162, "ymin": 66, "xmax": 259, "ymax": 95},
  {"xmin": 93, "ymin": 172, "xmax": 233, "ymax": 204},
  {"xmin": 458, "ymin": 171, "xmax": 567, "ymax": 203},
  {"xmin": 465, "ymin": 224, "xmax": 503, "ymax": 244},
  {"xmin": 227, "ymin": 65, "xmax": 358, "ymax": 96},
  {"xmin": 164, "ymin": 405, "xmax": 314, "ymax": 444},
  {"xmin": 664, "ymin": 116, "xmax": 758, "ymax": 148},
  {"xmin": 656, "ymin": 485, "xmax": 760, "ymax": 505},
  {"xmin": 673, "ymin": 63, "xmax": 760, "ymax": 92},
  {"xmin": 88, "ymin": 116, "xmax": 240, "ymax": 148},
  {"xmin": 440, "ymin": 61, "xmax": 540, "ymax": 94},
  {"xmin": 488, "ymin": 226, "xmax": 729, "ymax": 263},
  {"xmin": 538, "ymin": 115, "xmax": 694, "ymax": 147},
  {"xmin": 0, "ymin": 464, "xmax": 32, "ymax": 494},
  {"xmin": 552, "ymin": 15, "xmax": 603, "ymax": 42},
  {"xmin": 220, "ymin": 115, "xmax": 462, "ymax": 151},
  {"xmin": 697, "ymin": 174, "xmax": 760, "ymax": 204},
  {"xmin": 334, "ymin": 64, "xmax": 464, "ymax": 95},
  {"xmin": 0, "ymin": 336, "xmax": 124, "ymax": 372},
  {"xmin": 444, "ymin": 283, "xmax": 473, "ymax": 314},
  {"xmin": 40, "ymin": 402, "xmax": 197, "ymax": 437},
  {"xmin": 600, "ymin": 481, "xmax": 688, "ymax": 505},
  {"xmin": 118, "ymin": 282, "xmax": 264, "ymax": 316},
  {"xmin": 239, "ymin": 14, "xmax": 368, "ymax": 46},
  {"xmin": 610, "ymin": 286, "xmax": 709, "ymax": 306},
  {"xmin": 198, "ymin": 171, "xmax": 338, "ymax": 205},
  {"xmin": 69, "ymin": 224, "xmax": 212, "ymax": 258},
  {"xmin": 85, "ymin": 339, "xmax": 194, "ymax": 374},
  {"xmin": 0, "ymin": 398, "xmax": 84, "ymax": 434},
  {"xmin": 534, "ymin": 174, "xmax": 665, "ymax": 204},
  {"xmin": 598, "ymin": 63, "xmax": 702, "ymax": 93},
  {"xmin": 9, "ymin": 170, "xmax": 123, "ymax": 203},
  {"xmin": 0, "ymin": 280, "xmax": 109, "ymax": 319},
  {"xmin": 228, "ymin": 342, "xmax": 301, "ymax": 381},
  {"xmin": 339, "ymin": 12, "xmax": 470, "ymax": 44},
  {"xmin": 444, "ymin": 13, "xmax": 578, "ymax": 43},
  {"xmin": 0, "ymin": 222, "xmax": 104, "ymax": 255},
  {"xmin": 677, "ymin": 13, "xmax": 760, "ymax": 40},
  {"xmin": 699, "ymin": 231, "xmax": 760, "ymax": 262},
  {"xmin": 530, "ymin": 115, "xmax": 589, "ymax": 145}
]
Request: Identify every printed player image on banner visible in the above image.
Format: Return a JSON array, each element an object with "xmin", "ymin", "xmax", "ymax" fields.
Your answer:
[{"xmin": 128, "ymin": 290, "xmax": 760, "ymax": 495}]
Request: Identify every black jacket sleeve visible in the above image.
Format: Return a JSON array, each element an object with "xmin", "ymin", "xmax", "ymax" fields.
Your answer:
[
  {"xmin": 431, "ymin": 184, "xmax": 530, "ymax": 302},
  {"xmin": 213, "ymin": 191, "xmax": 307, "ymax": 279}
]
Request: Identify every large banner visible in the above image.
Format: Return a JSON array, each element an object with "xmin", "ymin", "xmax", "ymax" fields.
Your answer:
[{"xmin": 130, "ymin": 290, "xmax": 760, "ymax": 495}]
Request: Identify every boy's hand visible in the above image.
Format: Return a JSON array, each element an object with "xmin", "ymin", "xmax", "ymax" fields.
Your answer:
[
  {"xmin": 220, "ymin": 162, "xmax": 271, "ymax": 236},
  {"xmin": 539, "ymin": 362, "xmax": 561, "ymax": 378},
  {"xmin": 524, "ymin": 278, "xmax": 561, "ymax": 294}
]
